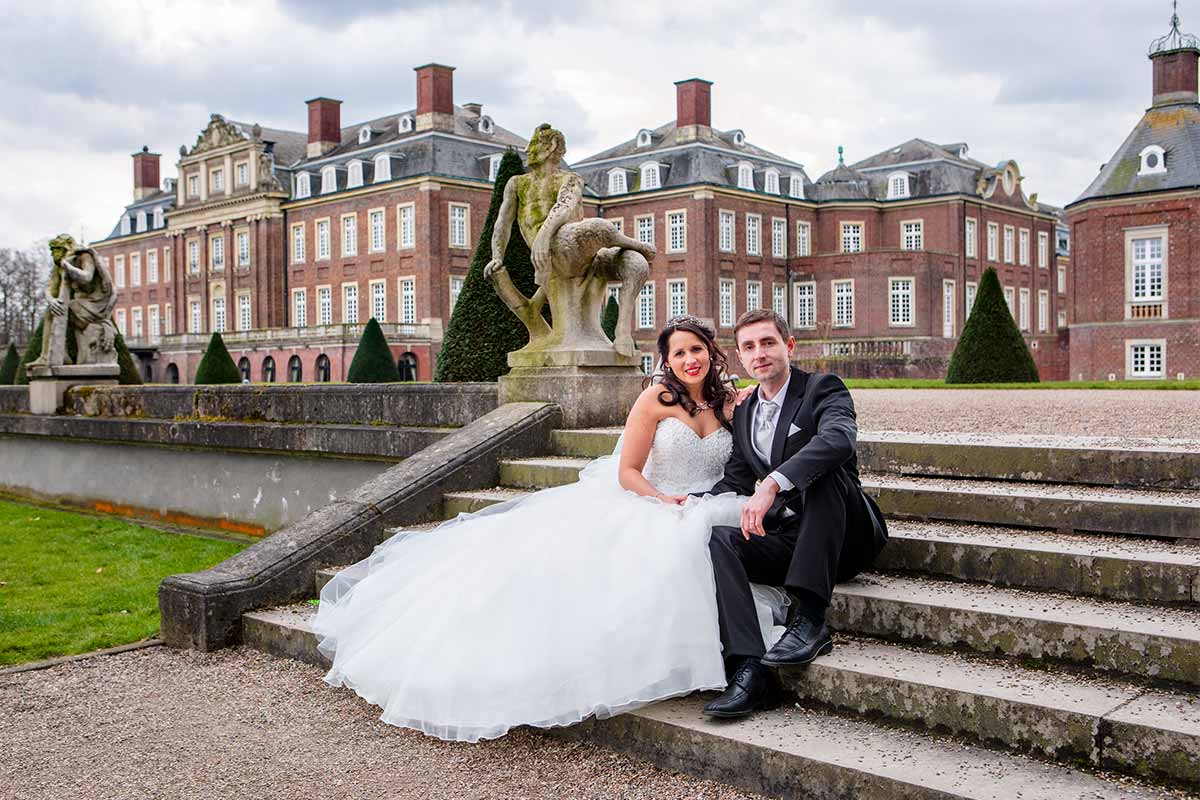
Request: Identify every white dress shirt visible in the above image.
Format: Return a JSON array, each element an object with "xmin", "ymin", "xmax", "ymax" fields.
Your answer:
[{"xmin": 751, "ymin": 374, "xmax": 796, "ymax": 492}]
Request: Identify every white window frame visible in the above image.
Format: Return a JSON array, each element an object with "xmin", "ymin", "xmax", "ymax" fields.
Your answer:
[
  {"xmin": 607, "ymin": 169, "xmax": 627, "ymax": 195},
  {"xmin": 718, "ymin": 210, "xmax": 735, "ymax": 253},
  {"xmin": 746, "ymin": 279, "xmax": 762, "ymax": 312},
  {"xmin": 789, "ymin": 174, "xmax": 805, "ymax": 199},
  {"xmin": 237, "ymin": 291, "xmax": 252, "ymax": 332},
  {"xmin": 374, "ymin": 154, "xmax": 391, "ymax": 183},
  {"xmin": 149, "ymin": 304, "xmax": 160, "ymax": 341},
  {"xmin": 965, "ymin": 217, "xmax": 977, "ymax": 258},
  {"xmin": 888, "ymin": 276, "xmax": 914, "ymax": 327},
  {"xmin": 147, "ymin": 249, "xmax": 158, "ymax": 284},
  {"xmin": 209, "ymin": 234, "xmax": 224, "ymax": 272},
  {"xmin": 1057, "ymin": 264, "xmax": 1066, "ymax": 294},
  {"xmin": 235, "ymin": 160, "xmax": 248, "ymax": 187},
  {"xmin": 966, "ymin": 281, "xmax": 978, "ymax": 316},
  {"xmin": 342, "ymin": 282, "xmax": 359, "ymax": 325},
  {"xmin": 341, "ymin": 213, "xmax": 358, "ymax": 257},
  {"xmin": 901, "ymin": 219, "xmax": 923, "ymax": 251},
  {"xmin": 369, "ymin": 278, "xmax": 388, "ymax": 323},
  {"xmin": 640, "ymin": 162, "xmax": 662, "ymax": 191},
  {"xmin": 1004, "ymin": 286, "xmax": 1016, "ymax": 317},
  {"xmin": 745, "ymin": 213, "xmax": 762, "ymax": 256},
  {"xmin": 397, "ymin": 203, "xmax": 416, "ymax": 249},
  {"xmin": 772, "ymin": 217, "xmax": 787, "ymax": 259},
  {"xmin": 153, "ymin": 207, "xmax": 164, "ymax": 229},
  {"xmin": 1125, "ymin": 226, "xmax": 1168, "ymax": 318},
  {"xmin": 235, "ymin": 229, "xmax": 250, "ymax": 267},
  {"xmin": 488, "ymin": 154, "xmax": 501, "ymax": 182},
  {"xmin": 398, "ymin": 276, "xmax": 416, "ymax": 324},
  {"xmin": 131, "ymin": 306, "xmax": 143, "ymax": 338},
  {"xmin": 291, "ymin": 223, "xmax": 305, "ymax": 263},
  {"xmin": 317, "ymin": 285, "xmax": 333, "ymax": 326},
  {"xmin": 637, "ymin": 281, "xmax": 655, "ymax": 329},
  {"xmin": 1138, "ymin": 145, "xmax": 1167, "ymax": 176},
  {"xmin": 295, "ymin": 173, "xmax": 311, "ymax": 199},
  {"xmin": 114, "ymin": 255, "xmax": 126, "ymax": 289},
  {"xmin": 1019, "ymin": 228, "xmax": 1030, "ymax": 266},
  {"xmin": 1127, "ymin": 339, "xmax": 1166, "ymax": 378},
  {"xmin": 987, "ymin": 222, "xmax": 998, "ymax": 261},
  {"xmin": 449, "ymin": 275, "xmax": 464, "ymax": 314},
  {"xmin": 187, "ymin": 240, "xmax": 200, "ymax": 275},
  {"xmin": 794, "ymin": 281, "xmax": 816, "ymax": 329},
  {"xmin": 120, "ymin": 216, "xmax": 131, "ymax": 236},
  {"xmin": 316, "ymin": 218, "xmax": 331, "ymax": 261},
  {"xmin": 841, "ymin": 222, "xmax": 863, "ymax": 254},
  {"xmin": 130, "ymin": 252, "xmax": 141, "ymax": 287},
  {"xmin": 187, "ymin": 174, "xmax": 200, "ymax": 198},
  {"xmin": 736, "ymin": 162, "xmax": 754, "ymax": 190},
  {"xmin": 211, "ymin": 291, "xmax": 226, "ymax": 334},
  {"xmin": 609, "ymin": 218, "xmax": 624, "ymax": 234},
  {"xmin": 1037, "ymin": 289, "xmax": 1049, "ymax": 333},
  {"xmin": 641, "ymin": 354, "xmax": 654, "ymax": 375},
  {"xmin": 368, "ymin": 207, "xmax": 386, "ymax": 253},
  {"xmin": 666, "ymin": 209, "xmax": 687, "ymax": 253},
  {"xmin": 347, "ymin": 160, "xmax": 364, "ymax": 189},
  {"xmin": 209, "ymin": 167, "xmax": 224, "ymax": 193},
  {"xmin": 667, "ymin": 278, "xmax": 688, "ymax": 317},
  {"xmin": 635, "ymin": 214, "xmax": 655, "ymax": 247},
  {"xmin": 1003, "ymin": 225, "xmax": 1015, "ymax": 264},
  {"xmin": 1057, "ymin": 309, "xmax": 1068, "ymax": 329},
  {"xmin": 188, "ymin": 298, "xmax": 202, "ymax": 334},
  {"xmin": 449, "ymin": 203, "xmax": 470, "ymax": 249},
  {"xmin": 719, "ymin": 277, "xmax": 735, "ymax": 327},
  {"xmin": 115, "ymin": 308, "xmax": 127, "ymax": 336},
  {"xmin": 797, "ymin": 221, "xmax": 811, "ymax": 257},
  {"xmin": 358, "ymin": 126, "xmax": 371, "ymax": 144},
  {"xmin": 135, "ymin": 210, "xmax": 147, "ymax": 233},
  {"xmin": 164, "ymin": 302, "xmax": 173, "ymax": 335},
  {"xmin": 943, "ymin": 279, "xmax": 956, "ymax": 338},
  {"xmin": 764, "ymin": 168, "xmax": 780, "ymax": 195},
  {"xmin": 1019, "ymin": 287, "xmax": 1031, "ymax": 331},
  {"xmin": 772, "ymin": 283, "xmax": 787, "ymax": 321},
  {"xmin": 163, "ymin": 246, "xmax": 171, "ymax": 284},
  {"xmin": 1038, "ymin": 231, "xmax": 1049, "ymax": 269},
  {"xmin": 321, "ymin": 166, "xmax": 337, "ymax": 195},
  {"xmin": 886, "ymin": 172, "xmax": 910, "ymax": 199},
  {"xmin": 833, "ymin": 279, "xmax": 855, "ymax": 328},
  {"xmin": 292, "ymin": 288, "xmax": 308, "ymax": 328}
]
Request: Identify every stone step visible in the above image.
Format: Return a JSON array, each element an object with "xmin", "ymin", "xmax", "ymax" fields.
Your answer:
[
  {"xmin": 443, "ymin": 487, "xmax": 529, "ymax": 516},
  {"xmin": 880, "ymin": 520, "xmax": 1200, "ymax": 604},
  {"xmin": 866, "ymin": 474, "xmax": 1200, "ymax": 540},
  {"xmin": 549, "ymin": 428, "xmax": 1200, "ymax": 489},
  {"xmin": 832, "ymin": 574, "xmax": 1200, "ymax": 686},
  {"xmin": 784, "ymin": 638, "xmax": 1200, "ymax": 788},
  {"xmin": 497, "ymin": 457, "xmax": 591, "ymax": 488},
  {"xmin": 240, "ymin": 603, "xmax": 1176, "ymax": 798}
]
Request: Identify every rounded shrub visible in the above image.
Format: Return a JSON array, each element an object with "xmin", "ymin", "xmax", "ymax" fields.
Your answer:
[
  {"xmin": 347, "ymin": 318, "xmax": 400, "ymax": 382},
  {"xmin": 601, "ymin": 295, "xmax": 619, "ymax": 342},
  {"xmin": 946, "ymin": 267, "xmax": 1039, "ymax": 384},
  {"xmin": 0, "ymin": 343, "xmax": 18, "ymax": 385},
  {"xmin": 194, "ymin": 332, "xmax": 242, "ymax": 385},
  {"xmin": 16, "ymin": 315, "xmax": 142, "ymax": 385},
  {"xmin": 435, "ymin": 149, "xmax": 542, "ymax": 382}
]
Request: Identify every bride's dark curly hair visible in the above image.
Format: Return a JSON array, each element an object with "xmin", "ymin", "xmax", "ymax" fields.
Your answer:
[{"xmin": 645, "ymin": 315, "xmax": 737, "ymax": 432}]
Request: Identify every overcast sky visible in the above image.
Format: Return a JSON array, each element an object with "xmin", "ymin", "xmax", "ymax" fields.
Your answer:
[{"xmin": 0, "ymin": 0, "xmax": 1181, "ymax": 248}]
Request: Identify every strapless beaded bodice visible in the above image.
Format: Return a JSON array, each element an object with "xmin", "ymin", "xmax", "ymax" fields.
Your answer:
[{"xmin": 641, "ymin": 417, "xmax": 733, "ymax": 495}]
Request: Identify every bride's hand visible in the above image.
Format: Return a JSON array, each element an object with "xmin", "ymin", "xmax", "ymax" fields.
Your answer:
[
  {"xmin": 654, "ymin": 492, "xmax": 687, "ymax": 505},
  {"xmin": 734, "ymin": 385, "xmax": 755, "ymax": 405}
]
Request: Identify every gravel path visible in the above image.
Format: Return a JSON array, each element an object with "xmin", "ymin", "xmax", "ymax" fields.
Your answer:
[
  {"xmin": 854, "ymin": 389, "xmax": 1200, "ymax": 442},
  {"xmin": 0, "ymin": 646, "xmax": 762, "ymax": 800}
]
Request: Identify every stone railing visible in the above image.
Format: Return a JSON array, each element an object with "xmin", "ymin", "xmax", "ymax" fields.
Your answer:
[
  {"xmin": 820, "ymin": 339, "xmax": 914, "ymax": 358},
  {"xmin": 1127, "ymin": 302, "xmax": 1165, "ymax": 320},
  {"xmin": 161, "ymin": 322, "xmax": 433, "ymax": 350}
]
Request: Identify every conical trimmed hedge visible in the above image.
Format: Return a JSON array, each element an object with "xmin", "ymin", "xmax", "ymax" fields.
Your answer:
[
  {"xmin": 601, "ymin": 295, "xmax": 619, "ymax": 342},
  {"xmin": 194, "ymin": 332, "xmax": 241, "ymax": 384},
  {"xmin": 15, "ymin": 315, "xmax": 141, "ymax": 384},
  {"xmin": 347, "ymin": 318, "xmax": 400, "ymax": 382},
  {"xmin": 0, "ymin": 344, "xmax": 18, "ymax": 385},
  {"xmin": 946, "ymin": 267, "xmax": 1039, "ymax": 384},
  {"xmin": 435, "ymin": 149, "xmax": 541, "ymax": 382}
]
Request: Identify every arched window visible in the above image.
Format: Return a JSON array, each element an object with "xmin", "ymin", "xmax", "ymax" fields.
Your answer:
[
  {"xmin": 887, "ymin": 172, "xmax": 910, "ymax": 199},
  {"xmin": 640, "ymin": 162, "xmax": 661, "ymax": 191},
  {"xmin": 358, "ymin": 126, "xmax": 371, "ymax": 144},
  {"xmin": 262, "ymin": 356, "xmax": 276, "ymax": 383},
  {"xmin": 736, "ymin": 162, "xmax": 754, "ymax": 190},
  {"xmin": 789, "ymin": 174, "xmax": 805, "ymax": 199},
  {"xmin": 1138, "ymin": 145, "xmax": 1167, "ymax": 176},
  {"xmin": 764, "ymin": 169, "xmax": 780, "ymax": 195},
  {"xmin": 347, "ymin": 161, "xmax": 363, "ymax": 188},
  {"xmin": 374, "ymin": 154, "xmax": 391, "ymax": 183},
  {"xmin": 398, "ymin": 351, "xmax": 419, "ymax": 381},
  {"xmin": 295, "ymin": 173, "xmax": 311, "ymax": 199},
  {"xmin": 399, "ymin": 115, "xmax": 414, "ymax": 133},
  {"xmin": 320, "ymin": 166, "xmax": 337, "ymax": 194},
  {"xmin": 166, "ymin": 363, "xmax": 180, "ymax": 384},
  {"xmin": 136, "ymin": 210, "xmax": 147, "ymax": 232},
  {"xmin": 120, "ymin": 216, "xmax": 131, "ymax": 235},
  {"xmin": 732, "ymin": 130, "xmax": 745, "ymax": 147},
  {"xmin": 288, "ymin": 355, "xmax": 303, "ymax": 382},
  {"xmin": 316, "ymin": 353, "xmax": 331, "ymax": 382},
  {"xmin": 237, "ymin": 357, "xmax": 251, "ymax": 382},
  {"xmin": 479, "ymin": 116, "xmax": 494, "ymax": 134},
  {"xmin": 636, "ymin": 129, "xmax": 652, "ymax": 148},
  {"xmin": 608, "ymin": 168, "xmax": 627, "ymax": 194},
  {"xmin": 153, "ymin": 207, "xmax": 164, "ymax": 228}
]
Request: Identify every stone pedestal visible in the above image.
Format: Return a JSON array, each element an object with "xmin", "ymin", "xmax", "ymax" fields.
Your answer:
[
  {"xmin": 28, "ymin": 363, "xmax": 120, "ymax": 415},
  {"xmin": 500, "ymin": 348, "xmax": 644, "ymax": 428}
]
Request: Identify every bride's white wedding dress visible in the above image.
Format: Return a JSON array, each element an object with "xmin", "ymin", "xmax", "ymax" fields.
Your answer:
[{"xmin": 311, "ymin": 416, "xmax": 786, "ymax": 742}]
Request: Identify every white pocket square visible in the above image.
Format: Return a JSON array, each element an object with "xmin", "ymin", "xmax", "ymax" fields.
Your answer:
[{"xmin": 788, "ymin": 423, "xmax": 802, "ymax": 436}]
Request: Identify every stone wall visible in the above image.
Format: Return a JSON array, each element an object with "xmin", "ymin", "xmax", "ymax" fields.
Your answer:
[{"xmin": 0, "ymin": 387, "xmax": 28, "ymax": 414}]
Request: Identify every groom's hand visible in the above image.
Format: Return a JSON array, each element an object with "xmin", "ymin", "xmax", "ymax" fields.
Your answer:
[{"xmin": 741, "ymin": 478, "xmax": 779, "ymax": 539}]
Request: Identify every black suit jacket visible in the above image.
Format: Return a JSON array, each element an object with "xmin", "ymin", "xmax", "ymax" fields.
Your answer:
[{"xmin": 710, "ymin": 367, "xmax": 884, "ymax": 537}]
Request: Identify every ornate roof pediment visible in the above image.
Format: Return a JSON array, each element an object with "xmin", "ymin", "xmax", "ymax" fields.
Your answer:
[
  {"xmin": 976, "ymin": 160, "xmax": 1038, "ymax": 210},
  {"xmin": 188, "ymin": 114, "xmax": 248, "ymax": 157}
]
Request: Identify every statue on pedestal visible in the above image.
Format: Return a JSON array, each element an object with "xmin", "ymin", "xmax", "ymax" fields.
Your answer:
[
  {"xmin": 485, "ymin": 123, "xmax": 653, "ymax": 360},
  {"xmin": 484, "ymin": 124, "xmax": 655, "ymax": 426},
  {"xmin": 26, "ymin": 234, "xmax": 120, "ymax": 413}
]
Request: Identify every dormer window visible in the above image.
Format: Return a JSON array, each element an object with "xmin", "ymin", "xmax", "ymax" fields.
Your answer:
[
  {"xmin": 399, "ymin": 115, "xmax": 415, "ymax": 133},
  {"xmin": 347, "ymin": 160, "xmax": 363, "ymax": 189},
  {"xmin": 1139, "ymin": 145, "xmax": 1167, "ymax": 176},
  {"xmin": 732, "ymin": 130, "xmax": 745, "ymax": 147},
  {"xmin": 153, "ymin": 207, "xmax": 164, "ymax": 228},
  {"xmin": 120, "ymin": 215, "xmax": 131, "ymax": 236},
  {"xmin": 789, "ymin": 174, "xmax": 805, "ymax": 199},
  {"xmin": 608, "ymin": 168, "xmax": 627, "ymax": 194},
  {"xmin": 320, "ymin": 166, "xmax": 337, "ymax": 194},
  {"xmin": 887, "ymin": 172, "xmax": 910, "ymax": 199},
  {"xmin": 374, "ymin": 154, "xmax": 391, "ymax": 183},
  {"xmin": 135, "ymin": 210, "xmax": 147, "ymax": 232},
  {"xmin": 358, "ymin": 126, "xmax": 371, "ymax": 144},
  {"xmin": 479, "ymin": 116, "xmax": 494, "ymax": 134},
  {"xmin": 636, "ymin": 129, "xmax": 653, "ymax": 148},
  {"xmin": 764, "ymin": 169, "xmax": 780, "ymax": 195},
  {"xmin": 736, "ymin": 162, "xmax": 754, "ymax": 190},
  {"xmin": 295, "ymin": 173, "xmax": 311, "ymax": 199},
  {"xmin": 488, "ymin": 154, "xmax": 502, "ymax": 182},
  {"xmin": 640, "ymin": 162, "xmax": 661, "ymax": 190}
]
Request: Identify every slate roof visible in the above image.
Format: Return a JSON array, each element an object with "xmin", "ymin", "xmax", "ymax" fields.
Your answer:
[
  {"xmin": 571, "ymin": 120, "xmax": 812, "ymax": 199},
  {"xmin": 102, "ymin": 187, "xmax": 176, "ymax": 241},
  {"xmin": 226, "ymin": 120, "xmax": 308, "ymax": 167},
  {"xmin": 1070, "ymin": 103, "xmax": 1200, "ymax": 205}
]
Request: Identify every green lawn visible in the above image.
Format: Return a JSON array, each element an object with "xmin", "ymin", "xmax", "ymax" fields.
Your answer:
[{"xmin": 0, "ymin": 500, "xmax": 245, "ymax": 667}]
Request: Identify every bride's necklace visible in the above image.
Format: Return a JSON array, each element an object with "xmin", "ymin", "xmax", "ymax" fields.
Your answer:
[{"xmin": 690, "ymin": 398, "xmax": 714, "ymax": 414}]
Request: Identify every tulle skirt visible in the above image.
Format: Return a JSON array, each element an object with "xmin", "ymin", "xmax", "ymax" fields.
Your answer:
[{"xmin": 311, "ymin": 459, "xmax": 786, "ymax": 742}]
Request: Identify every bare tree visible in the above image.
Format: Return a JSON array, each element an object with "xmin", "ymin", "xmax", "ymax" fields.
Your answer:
[{"xmin": 0, "ymin": 239, "xmax": 51, "ymax": 347}]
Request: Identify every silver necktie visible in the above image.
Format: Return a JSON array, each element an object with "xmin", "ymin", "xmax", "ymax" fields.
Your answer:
[{"xmin": 755, "ymin": 400, "xmax": 778, "ymax": 461}]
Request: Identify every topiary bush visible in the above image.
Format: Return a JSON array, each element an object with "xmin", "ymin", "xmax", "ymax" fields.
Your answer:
[
  {"xmin": 15, "ymin": 315, "xmax": 141, "ymax": 385},
  {"xmin": 193, "ymin": 332, "xmax": 241, "ymax": 384},
  {"xmin": 0, "ymin": 344, "xmax": 18, "ymax": 385},
  {"xmin": 435, "ymin": 149, "xmax": 542, "ymax": 382},
  {"xmin": 946, "ymin": 267, "xmax": 1039, "ymax": 384},
  {"xmin": 601, "ymin": 295, "xmax": 619, "ymax": 342},
  {"xmin": 347, "ymin": 317, "xmax": 400, "ymax": 383}
]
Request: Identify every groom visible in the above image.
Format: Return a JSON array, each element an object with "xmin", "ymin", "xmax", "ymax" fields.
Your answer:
[{"xmin": 701, "ymin": 309, "xmax": 888, "ymax": 718}]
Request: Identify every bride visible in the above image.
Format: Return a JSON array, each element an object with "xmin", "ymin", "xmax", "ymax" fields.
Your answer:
[{"xmin": 312, "ymin": 315, "xmax": 786, "ymax": 742}]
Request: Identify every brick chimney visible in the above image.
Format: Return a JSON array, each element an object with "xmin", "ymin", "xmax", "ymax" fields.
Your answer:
[
  {"xmin": 415, "ymin": 63, "xmax": 455, "ymax": 131},
  {"xmin": 675, "ymin": 78, "xmax": 713, "ymax": 128},
  {"xmin": 132, "ymin": 146, "xmax": 160, "ymax": 201},
  {"xmin": 306, "ymin": 97, "xmax": 343, "ymax": 158},
  {"xmin": 1151, "ymin": 47, "xmax": 1199, "ymax": 105}
]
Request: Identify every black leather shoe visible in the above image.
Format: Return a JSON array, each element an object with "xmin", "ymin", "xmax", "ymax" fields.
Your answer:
[
  {"xmin": 760, "ymin": 615, "xmax": 833, "ymax": 667},
  {"xmin": 702, "ymin": 658, "xmax": 780, "ymax": 719}
]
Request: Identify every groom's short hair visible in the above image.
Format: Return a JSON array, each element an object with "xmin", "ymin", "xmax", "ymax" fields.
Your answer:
[{"xmin": 734, "ymin": 309, "xmax": 790, "ymax": 347}]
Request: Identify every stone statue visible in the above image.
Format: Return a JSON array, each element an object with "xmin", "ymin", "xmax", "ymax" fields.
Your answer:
[
  {"xmin": 26, "ymin": 234, "xmax": 119, "ymax": 373},
  {"xmin": 485, "ymin": 123, "xmax": 653, "ymax": 359}
]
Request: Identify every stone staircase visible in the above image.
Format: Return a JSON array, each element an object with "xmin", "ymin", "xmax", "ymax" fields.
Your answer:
[{"xmin": 242, "ymin": 427, "xmax": 1200, "ymax": 799}]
